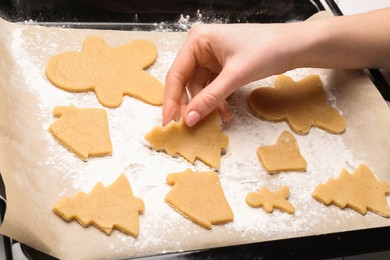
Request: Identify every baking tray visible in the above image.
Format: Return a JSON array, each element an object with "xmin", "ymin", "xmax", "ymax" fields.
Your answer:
[{"xmin": 0, "ymin": 0, "xmax": 390, "ymax": 259}]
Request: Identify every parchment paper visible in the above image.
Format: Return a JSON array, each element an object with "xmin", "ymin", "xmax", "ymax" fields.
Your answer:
[{"xmin": 0, "ymin": 12, "xmax": 390, "ymax": 260}]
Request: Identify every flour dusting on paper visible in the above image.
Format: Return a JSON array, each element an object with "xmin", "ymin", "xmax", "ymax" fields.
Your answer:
[{"xmin": 4, "ymin": 23, "xmax": 377, "ymax": 259}]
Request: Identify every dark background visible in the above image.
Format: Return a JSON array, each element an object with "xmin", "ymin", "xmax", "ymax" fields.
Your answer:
[{"xmin": 0, "ymin": 0, "xmax": 322, "ymax": 25}]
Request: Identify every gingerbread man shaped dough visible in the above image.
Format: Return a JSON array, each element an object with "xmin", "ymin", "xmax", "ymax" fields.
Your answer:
[
  {"xmin": 248, "ymin": 74, "xmax": 346, "ymax": 135},
  {"xmin": 46, "ymin": 36, "xmax": 164, "ymax": 108}
]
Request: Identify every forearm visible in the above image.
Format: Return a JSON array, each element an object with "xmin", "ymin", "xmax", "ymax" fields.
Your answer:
[
  {"xmin": 162, "ymin": 8, "xmax": 390, "ymax": 127},
  {"xmin": 291, "ymin": 8, "xmax": 390, "ymax": 70}
]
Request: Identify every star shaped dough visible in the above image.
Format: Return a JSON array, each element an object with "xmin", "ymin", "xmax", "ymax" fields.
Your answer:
[
  {"xmin": 49, "ymin": 106, "xmax": 112, "ymax": 161},
  {"xmin": 145, "ymin": 110, "xmax": 229, "ymax": 169},
  {"xmin": 165, "ymin": 169, "xmax": 234, "ymax": 229},
  {"xmin": 52, "ymin": 174, "xmax": 144, "ymax": 237},
  {"xmin": 248, "ymin": 74, "xmax": 346, "ymax": 135},
  {"xmin": 257, "ymin": 131, "xmax": 307, "ymax": 173},
  {"xmin": 246, "ymin": 186, "xmax": 295, "ymax": 214},
  {"xmin": 46, "ymin": 36, "xmax": 163, "ymax": 108},
  {"xmin": 312, "ymin": 164, "xmax": 390, "ymax": 217}
]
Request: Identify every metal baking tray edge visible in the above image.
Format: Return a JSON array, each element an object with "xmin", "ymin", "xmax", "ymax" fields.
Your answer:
[{"xmin": 1, "ymin": 1, "xmax": 390, "ymax": 259}]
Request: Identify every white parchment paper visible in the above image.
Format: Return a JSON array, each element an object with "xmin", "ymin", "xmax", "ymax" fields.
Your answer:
[{"xmin": 0, "ymin": 13, "xmax": 390, "ymax": 260}]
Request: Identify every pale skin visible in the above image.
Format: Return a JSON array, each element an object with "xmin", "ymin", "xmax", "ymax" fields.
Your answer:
[{"xmin": 162, "ymin": 8, "xmax": 390, "ymax": 127}]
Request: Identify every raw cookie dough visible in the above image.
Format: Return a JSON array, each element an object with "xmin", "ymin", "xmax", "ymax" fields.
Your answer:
[
  {"xmin": 48, "ymin": 106, "xmax": 112, "ymax": 161},
  {"xmin": 165, "ymin": 169, "xmax": 234, "ymax": 229},
  {"xmin": 248, "ymin": 74, "xmax": 346, "ymax": 135},
  {"xmin": 312, "ymin": 164, "xmax": 390, "ymax": 217},
  {"xmin": 246, "ymin": 186, "xmax": 295, "ymax": 214},
  {"xmin": 46, "ymin": 36, "xmax": 164, "ymax": 108},
  {"xmin": 52, "ymin": 174, "xmax": 144, "ymax": 237},
  {"xmin": 145, "ymin": 110, "xmax": 229, "ymax": 169},
  {"xmin": 257, "ymin": 131, "xmax": 307, "ymax": 173}
]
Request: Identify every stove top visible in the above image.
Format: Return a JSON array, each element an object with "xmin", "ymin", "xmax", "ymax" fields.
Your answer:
[
  {"xmin": 0, "ymin": 1, "xmax": 390, "ymax": 259},
  {"xmin": 0, "ymin": 0, "xmax": 323, "ymax": 29}
]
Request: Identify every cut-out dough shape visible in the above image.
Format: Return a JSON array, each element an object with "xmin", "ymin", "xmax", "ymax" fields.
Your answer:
[
  {"xmin": 49, "ymin": 106, "xmax": 112, "ymax": 161},
  {"xmin": 46, "ymin": 36, "xmax": 163, "ymax": 108},
  {"xmin": 257, "ymin": 131, "xmax": 307, "ymax": 173},
  {"xmin": 248, "ymin": 74, "xmax": 346, "ymax": 135},
  {"xmin": 52, "ymin": 174, "xmax": 144, "ymax": 237},
  {"xmin": 312, "ymin": 164, "xmax": 390, "ymax": 217},
  {"xmin": 145, "ymin": 110, "xmax": 228, "ymax": 169},
  {"xmin": 165, "ymin": 169, "xmax": 234, "ymax": 229},
  {"xmin": 246, "ymin": 186, "xmax": 295, "ymax": 214}
]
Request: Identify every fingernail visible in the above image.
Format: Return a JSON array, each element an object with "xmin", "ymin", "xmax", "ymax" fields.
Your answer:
[{"xmin": 185, "ymin": 111, "xmax": 201, "ymax": 127}]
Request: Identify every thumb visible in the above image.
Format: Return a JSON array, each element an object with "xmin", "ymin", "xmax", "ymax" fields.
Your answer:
[{"xmin": 183, "ymin": 68, "xmax": 242, "ymax": 127}]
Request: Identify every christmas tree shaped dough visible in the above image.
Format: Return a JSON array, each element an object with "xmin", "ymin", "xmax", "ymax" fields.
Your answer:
[
  {"xmin": 248, "ymin": 74, "xmax": 346, "ymax": 135},
  {"xmin": 246, "ymin": 186, "xmax": 295, "ymax": 214},
  {"xmin": 49, "ymin": 106, "xmax": 112, "ymax": 161},
  {"xmin": 165, "ymin": 169, "xmax": 234, "ymax": 229},
  {"xmin": 312, "ymin": 164, "xmax": 390, "ymax": 217},
  {"xmin": 46, "ymin": 36, "xmax": 163, "ymax": 108},
  {"xmin": 145, "ymin": 110, "xmax": 228, "ymax": 169},
  {"xmin": 257, "ymin": 131, "xmax": 307, "ymax": 173},
  {"xmin": 52, "ymin": 174, "xmax": 144, "ymax": 237}
]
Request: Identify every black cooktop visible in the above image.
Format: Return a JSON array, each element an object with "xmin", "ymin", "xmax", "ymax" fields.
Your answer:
[{"xmin": 1, "ymin": 0, "xmax": 323, "ymax": 26}]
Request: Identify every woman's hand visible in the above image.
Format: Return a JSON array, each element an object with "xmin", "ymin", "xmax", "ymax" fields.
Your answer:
[
  {"xmin": 162, "ymin": 23, "xmax": 297, "ymax": 126},
  {"xmin": 162, "ymin": 8, "xmax": 390, "ymax": 127}
]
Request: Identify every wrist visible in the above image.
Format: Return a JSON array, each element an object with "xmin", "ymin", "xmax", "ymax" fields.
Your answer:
[
  {"xmin": 285, "ymin": 19, "xmax": 333, "ymax": 70},
  {"xmin": 288, "ymin": 8, "xmax": 390, "ymax": 70}
]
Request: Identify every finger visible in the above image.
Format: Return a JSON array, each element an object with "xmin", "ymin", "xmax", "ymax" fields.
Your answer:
[
  {"xmin": 183, "ymin": 67, "xmax": 242, "ymax": 127},
  {"xmin": 163, "ymin": 89, "xmax": 190, "ymax": 124},
  {"xmin": 163, "ymin": 39, "xmax": 198, "ymax": 125},
  {"xmin": 189, "ymin": 71, "xmax": 232, "ymax": 124},
  {"xmin": 162, "ymin": 96, "xmax": 180, "ymax": 126},
  {"xmin": 187, "ymin": 67, "xmax": 211, "ymax": 98},
  {"xmin": 179, "ymin": 89, "xmax": 189, "ymax": 119},
  {"xmin": 218, "ymin": 101, "xmax": 233, "ymax": 124}
]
